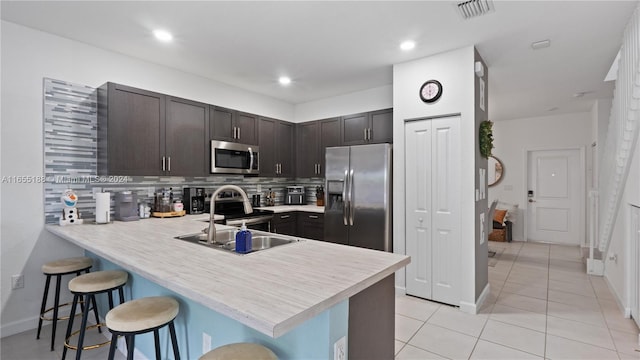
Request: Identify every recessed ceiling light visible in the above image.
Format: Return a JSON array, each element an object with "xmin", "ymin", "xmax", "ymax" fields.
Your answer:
[
  {"xmin": 278, "ymin": 76, "xmax": 291, "ymax": 85},
  {"xmin": 531, "ymin": 39, "xmax": 551, "ymax": 50},
  {"xmin": 400, "ymin": 41, "xmax": 416, "ymax": 51},
  {"xmin": 153, "ymin": 29, "xmax": 173, "ymax": 42}
]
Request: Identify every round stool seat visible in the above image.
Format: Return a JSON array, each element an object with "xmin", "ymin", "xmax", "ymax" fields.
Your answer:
[
  {"xmin": 42, "ymin": 256, "xmax": 93, "ymax": 274},
  {"xmin": 200, "ymin": 343, "xmax": 278, "ymax": 360},
  {"xmin": 106, "ymin": 296, "xmax": 179, "ymax": 333},
  {"xmin": 68, "ymin": 270, "xmax": 128, "ymax": 293}
]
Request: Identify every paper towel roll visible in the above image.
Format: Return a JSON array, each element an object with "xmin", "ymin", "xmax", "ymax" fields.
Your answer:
[{"xmin": 95, "ymin": 192, "xmax": 111, "ymax": 224}]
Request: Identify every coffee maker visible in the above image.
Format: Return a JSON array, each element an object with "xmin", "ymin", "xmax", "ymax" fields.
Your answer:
[
  {"xmin": 114, "ymin": 191, "xmax": 139, "ymax": 221},
  {"xmin": 183, "ymin": 187, "xmax": 205, "ymax": 214}
]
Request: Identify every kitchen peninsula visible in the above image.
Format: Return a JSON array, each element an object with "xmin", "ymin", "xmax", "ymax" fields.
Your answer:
[{"xmin": 46, "ymin": 216, "xmax": 409, "ymax": 359}]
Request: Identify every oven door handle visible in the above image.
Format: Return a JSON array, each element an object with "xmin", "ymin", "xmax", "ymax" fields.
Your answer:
[{"xmin": 226, "ymin": 215, "xmax": 273, "ymax": 226}]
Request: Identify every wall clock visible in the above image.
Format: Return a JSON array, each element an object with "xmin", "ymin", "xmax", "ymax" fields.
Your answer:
[{"xmin": 419, "ymin": 80, "xmax": 443, "ymax": 103}]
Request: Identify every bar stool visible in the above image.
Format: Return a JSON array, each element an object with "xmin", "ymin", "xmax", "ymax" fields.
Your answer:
[
  {"xmin": 199, "ymin": 343, "xmax": 278, "ymax": 360},
  {"xmin": 106, "ymin": 296, "xmax": 180, "ymax": 360},
  {"xmin": 62, "ymin": 270, "xmax": 128, "ymax": 360},
  {"xmin": 37, "ymin": 256, "xmax": 93, "ymax": 351}
]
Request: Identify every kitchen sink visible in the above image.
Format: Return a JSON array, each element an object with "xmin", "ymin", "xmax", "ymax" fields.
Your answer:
[{"xmin": 174, "ymin": 230, "xmax": 300, "ymax": 255}]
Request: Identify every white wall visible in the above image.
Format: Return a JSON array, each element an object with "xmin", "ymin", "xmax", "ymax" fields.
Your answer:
[
  {"xmin": 488, "ymin": 112, "xmax": 593, "ymax": 241},
  {"xmin": 294, "ymin": 85, "xmax": 392, "ymax": 123},
  {"xmin": 393, "ymin": 46, "xmax": 483, "ymax": 311},
  {"xmin": 0, "ymin": 21, "xmax": 295, "ymax": 336}
]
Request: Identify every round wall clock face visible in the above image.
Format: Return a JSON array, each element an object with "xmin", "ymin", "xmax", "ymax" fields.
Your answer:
[{"xmin": 419, "ymin": 80, "xmax": 443, "ymax": 103}]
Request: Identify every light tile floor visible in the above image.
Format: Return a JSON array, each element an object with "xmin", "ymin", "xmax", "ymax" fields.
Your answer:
[
  {"xmin": 395, "ymin": 241, "xmax": 640, "ymax": 359},
  {"xmin": 2, "ymin": 241, "xmax": 639, "ymax": 359}
]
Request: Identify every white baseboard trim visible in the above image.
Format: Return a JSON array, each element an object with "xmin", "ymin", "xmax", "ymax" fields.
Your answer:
[
  {"xmin": 395, "ymin": 286, "xmax": 406, "ymax": 296},
  {"xmin": 603, "ymin": 273, "xmax": 631, "ymax": 318},
  {"xmin": 1, "ymin": 315, "xmax": 40, "ymax": 338},
  {"xmin": 460, "ymin": 283, "xmax": 490, "ymax": 314}
]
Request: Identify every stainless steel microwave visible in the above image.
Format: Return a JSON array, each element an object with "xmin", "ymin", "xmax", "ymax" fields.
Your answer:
[{"xmin": 210, "ymin": 140, "xmax": 259, "ymax": 175}]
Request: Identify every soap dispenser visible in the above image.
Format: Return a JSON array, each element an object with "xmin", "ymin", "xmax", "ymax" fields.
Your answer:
[{"xmin": 235, "ymin": 221, "xmax": 252, "ymax": 254}]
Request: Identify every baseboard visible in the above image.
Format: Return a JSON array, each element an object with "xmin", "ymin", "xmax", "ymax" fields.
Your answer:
[
  {"xmin": 1, "ymin": 315, "xmax": 40, "ymax": 338},
  {"xmin": 603, "ymin": 274, "xmax": 632, "ymax": 318},
  {"xmin": 394, "ymin": 286, "xmax": 406, "ymax": 296},
  {"xmin": 460, "ymin": 283, "xmax": 490, "ymax": 314}
]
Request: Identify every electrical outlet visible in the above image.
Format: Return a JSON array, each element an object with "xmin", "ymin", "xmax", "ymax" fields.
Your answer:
[
  {"xmin": 333, "ymin": 336, "xmax": 346, "ymax": 360},
  {"xmin": 257, "ymin": 184, "xmax": 262, "ymax": 192},
  {"xmin": 11, "ymin": 274, "xmax": 24, "ymax": 289},
  {"xmin": 202, "ymin": 332, "xmax": 212, "ymax": 354}
]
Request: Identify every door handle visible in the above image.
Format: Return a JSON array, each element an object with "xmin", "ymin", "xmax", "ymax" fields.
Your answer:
[
  {"xmin": 343, "ymin": 170, "xmax": 349, "ymax": 226},
  {"xmin": 162, "ymin": 156, "xmax": 166, "ymax": 171},
  {"xmin": 349, "ymin": 169, "xmax": 354, "ymax": 226},
  {"xmin": 529, "ymin": 199, "xmax": 536, "ymax": 203}
]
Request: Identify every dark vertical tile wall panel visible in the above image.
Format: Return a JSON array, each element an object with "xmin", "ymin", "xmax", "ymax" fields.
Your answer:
[{"xmin": 43, "ymin": 78, "xmax": 322, "ymax": 224}]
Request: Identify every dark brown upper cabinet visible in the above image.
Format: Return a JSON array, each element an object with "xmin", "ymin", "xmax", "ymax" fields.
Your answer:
[
  {"xmin": 98, "ymin": 83, "xmax": 208, "ymax": 176},
  {"xmin": 296, "ymin": 117, "xmax": 340, "ymax": 177},
  {"xmin": 341, "ymin": 108, "xmax": 393, "ymax": 145},
  {"xmin": 210, "ymin": 106, "xmax": 258, "ymax": 145},
  {"xmin": 258, "ymin": 117, "xmax": 294, "ymax": 177}
]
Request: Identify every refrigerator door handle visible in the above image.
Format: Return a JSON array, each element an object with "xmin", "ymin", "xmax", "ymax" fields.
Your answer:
[
  {"xmin": 349, "ymin": 169, "xmax": 355, "ymax": 226},
  {"xmin": 343, "ymin": 169, "xmax": 349, "ymax": 226}
]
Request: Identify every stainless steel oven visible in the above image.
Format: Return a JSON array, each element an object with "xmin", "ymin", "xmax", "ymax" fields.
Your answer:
[{"xmin": 211, "ymin": 140, "xmax": 259, "ymax": 175}]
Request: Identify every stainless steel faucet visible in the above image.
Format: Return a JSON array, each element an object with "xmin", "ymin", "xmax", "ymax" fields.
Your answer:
[{"xmin": 207, "ymin": 185, "xmax": 253, "ymax": 244}]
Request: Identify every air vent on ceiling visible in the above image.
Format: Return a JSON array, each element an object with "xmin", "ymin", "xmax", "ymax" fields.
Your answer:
[{"xmin": 456, "ymin": 0, "xmax": 494, "ymax": 20}]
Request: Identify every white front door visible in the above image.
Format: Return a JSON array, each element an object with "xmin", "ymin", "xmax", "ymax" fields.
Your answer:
[
  {"xmin": 405, "ymin": 116, "xmax": 461, "ymax": 305},
  {"xmin": 527, "ymin": 149, "xmax": 583, "ymax": 245}
]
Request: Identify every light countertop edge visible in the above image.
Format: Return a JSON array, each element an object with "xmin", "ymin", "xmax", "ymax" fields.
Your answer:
[{"xmin": 45, "ymin": 219, "xmax": 407, "ymax": 338}]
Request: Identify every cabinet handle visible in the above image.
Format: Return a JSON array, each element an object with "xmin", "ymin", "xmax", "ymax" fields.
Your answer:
[
  {"xmin": 280, "ymin": 214, "xmax": 290, "ymax": 219},
  {"xmin": 314, "ymin": 164, "xmax": 318, "ymax": 174},
  {"xmin": 162, "ymin": 156, "xmax": 166, "ymax": 171},
  {"xmin": 364, "ymin": 128, "xmax": 367, "ymax": 141},
  {"xmin": 368, "ymin": 128, "xmax": 372, "ymax": 140},
  {"xmin": 167, "ymin": 156, "xmax": 171, "ymax": 172},
  {"xmin": 309, "ymin": 215, "xmax": 319, "ymax": 219},
  {"xmin": 318, "ymin": 163, "xmax": 321, "ymax": 174},
  {"xmin": 237, "ymin": 127, "xmax": 241, "ymax": 139}
]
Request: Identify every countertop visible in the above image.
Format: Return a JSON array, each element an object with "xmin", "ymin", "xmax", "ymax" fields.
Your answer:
[
  {"xmin": 46, "ymin": 216, "xmax": 408, "ymax": 338},
  {"xmin": 255, "ymin": 205, "xmax": 324, "ymax": 213}
]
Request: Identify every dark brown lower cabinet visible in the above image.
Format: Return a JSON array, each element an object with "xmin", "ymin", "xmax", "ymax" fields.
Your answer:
[
  {"xmin": 297, "ymin": 213, "xmax": 324, "ymax": 240},
  {"xmin": 271, "ymin": 212, "xmax": 297, "ymax": 236}
]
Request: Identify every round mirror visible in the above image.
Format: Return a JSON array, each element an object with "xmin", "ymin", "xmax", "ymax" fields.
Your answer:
[{"xmin": 488, "ymin": 156, "xmax": 504, "ymax": 187}]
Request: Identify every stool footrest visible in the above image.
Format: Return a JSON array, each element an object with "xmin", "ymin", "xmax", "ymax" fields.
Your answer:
[
  {"xmin": 40, "ymin": 300, "xmax": 89, "ymax": 321},
  {"xmin": 64, "ymin": 323, "xmax": 110, "ymax": 351}
]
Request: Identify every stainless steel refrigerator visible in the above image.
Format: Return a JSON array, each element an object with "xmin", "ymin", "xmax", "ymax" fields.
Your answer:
[{"xmin": 324, "ymin": 143, "xmax": 392, "ymax": 251}]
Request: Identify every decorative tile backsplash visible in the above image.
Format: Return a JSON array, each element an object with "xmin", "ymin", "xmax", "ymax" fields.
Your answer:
[{"xmin": 43, "ymin": 78, "xmax": 322, "ymax": 224}]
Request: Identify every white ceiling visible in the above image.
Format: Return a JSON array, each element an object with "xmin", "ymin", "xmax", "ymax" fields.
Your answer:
[{"xmin": 1, "ymin": 1, "xmax": 636, "ymax": 121}]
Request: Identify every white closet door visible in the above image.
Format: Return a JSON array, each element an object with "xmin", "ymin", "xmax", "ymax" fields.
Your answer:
[
  {"xmin": 430, "ymin": 117, "xmax": 461, "ymax": 305},
  {"xmin": 405, "ymin": 120, "xmax": 433, "ymax": 299},
  {"xmin": 405, "ymin": 116, "xmax": 461, "ymax": 305}
]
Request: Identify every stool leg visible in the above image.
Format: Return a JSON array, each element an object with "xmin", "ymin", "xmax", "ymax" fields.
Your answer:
[
  {"xmin": 107, "ymin": 331, "xmax": 118, "ymax": 360},
  {"xmin": 75, "ymin": 294, "xmax": 91, "ymax": 360},
  {"xmin": 51, "ymin": 274, "xmax": 62, "ymax": 351},
  {"xmin": 153, "ymin": 329, "xmax": 161, "ymax": 360},
  {"xmin": 76, "ymin": 272, "xmax": 85, "ymax": 314},
  {"xmin": 118, "ymin": 287, "xmax": 125, "ymax": 304},
  {"xmin": 90, "ymin": 293, "xmax": 102, "ymax": 333},
  {"xmin": 108, "ymin": 291, "xmax": 114, "ymax": 310},
  {"xmin": 126, "ymin": 335, "xmax": 135, "ymax": 360},
  {"xmin": 36, "ymin": 274, "xmax": 51, "ymax": 340},
  {"xmin": 61, "ymin": 294, "xmax": 79, "ymax": 360},
  {"xmin": 169, "ymin": 321, "xmax": 180, "ymax": 360}
]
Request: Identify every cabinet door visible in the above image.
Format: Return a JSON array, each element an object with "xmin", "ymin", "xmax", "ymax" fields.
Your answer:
[
  {"xmin": 341, "ymin": 112, "xmax": 369, "ymax": 145},
  {"xmin": 210, "ymin": 106, "xmax": 236, "ymax": 142},
  {"xmin": 369, "ymin": 109, "xmax": 393, "ymax": 144},
  {"xmin": 318, "ymin": 117, "xmax": 341, "ymax": 176},
  {"xmin": 296, "ymin": 121, "xmax": 320, "ymax": 178},
  {"xmin": 165, "ymin": 97, "xmax": 209, "ymax": 176},
  {"xmin": 258, "ymin": 117, "xmax": 277, "ymax": 176},
  {"xmin": 298, "ymin": 213, "xmax": 324, "ymax": 240},
  {"xmin": 276, "ymin": 121, "xmax": 295, "ymax": 177},
  {"xmin": 236, "ymin": 112, "xmax": 258, "ymax": 145},
  {"xmin": 272, "ymin": 212, "xmax": 297, "ymax": 236},
  {"xmin": 102, "ymin": 83, "xmax": 165, "ymax": 175}
]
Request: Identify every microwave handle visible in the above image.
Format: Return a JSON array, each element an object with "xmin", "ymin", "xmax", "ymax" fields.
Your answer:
[{"xmin": 248, "ymin": 147, "xmax": 254, "ymax": 171}]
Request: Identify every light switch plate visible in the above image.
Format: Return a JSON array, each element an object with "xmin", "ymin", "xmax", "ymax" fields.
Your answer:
[
  {"xmin": 334, "ymin": 336, "xmax": 346, "ymax": 360},
  {"xmin": 202, "ymin": 332, "xmax": 211, "ymax": 353}
]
